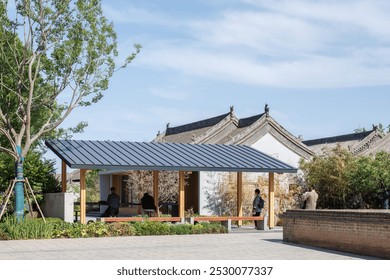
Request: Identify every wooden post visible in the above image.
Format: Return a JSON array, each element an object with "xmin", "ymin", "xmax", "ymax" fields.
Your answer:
[
  {"xmin": 237, "ymin": 172, "xmax": 243, "ymax": 226},
  {"xmin": 61, "ymin": 161, "xmax": 67, "ymax": 192},
  {"xmin": 153, "ymin": 170, "xmax": 159, "ymax": 217},
  {"xmin": 268, "ymin": 172, "xmax": 275, "ymax": 229},
  {"xmin": 179, "ymin": 171, "xmax": 185, "ymax": 218},
  {"xmin": 80, "ymin": 169, "xmax": 87, "ymax": 224}
]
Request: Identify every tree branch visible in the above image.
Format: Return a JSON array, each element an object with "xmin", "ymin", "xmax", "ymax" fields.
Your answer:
[{"xmin": 0, "ymin": 146, "xmax": 17, "ymax": 160}]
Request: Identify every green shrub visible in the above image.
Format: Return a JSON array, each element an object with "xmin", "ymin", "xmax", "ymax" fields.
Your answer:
[
  {"xmin": 107, "ymin": 222, "xmax": 135, "ymax": 236},
  {"xmin": 170, "ymin": 224, "xmax": 193, "ymax": 235},
  {"xmin": 132, "ymin": 221, "xmax": 172, "ymax": 236},
  {"xmin": 0, "ymin": 216, "xmax": 54, "ymax": 239},
  {"xmin": 0, "ymin": 218, "xmax": 227, "ymax": 240}
]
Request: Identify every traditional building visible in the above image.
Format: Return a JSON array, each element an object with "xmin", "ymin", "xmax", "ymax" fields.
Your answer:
[
  {"xmin": 302, "ymin": 126, "xmax": 385, "ymax": 156},
  {"xmin": 155, "ymin": 105, "xmax": 314, "ymax": 215},
  {"xmin": 155, "ymin": 105, "xmax": 313, "ymax": 167}
]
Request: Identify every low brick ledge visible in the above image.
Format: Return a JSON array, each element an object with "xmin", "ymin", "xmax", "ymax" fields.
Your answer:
[
  {"xmin": 282, "ymin": 209, "xmax": 390, "ymax": 259},
  {"xmin": 282, "ymin": 209, "xmax": 390, "ymax": 223}
]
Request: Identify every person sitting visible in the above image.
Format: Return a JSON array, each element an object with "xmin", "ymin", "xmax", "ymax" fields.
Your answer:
[
  {"xmin": 104, "ymin": 187, "xmax": 120, "ymax": 217},
  {"xmin": 141, "ymin": 192, "xmax": 156, "ymax": 216}
]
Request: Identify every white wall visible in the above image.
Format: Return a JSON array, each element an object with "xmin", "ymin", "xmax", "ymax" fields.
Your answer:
[
  {"xmin": 197, "ymin": 133, "xmax": 302, "ymax": 215},
  {"xmin": 199, "ymin": 172, "xmax": 221, "ymax": 215},
  {"xmin": 251, "ymin": 133, "xmax": 301, "ymax": 168}
]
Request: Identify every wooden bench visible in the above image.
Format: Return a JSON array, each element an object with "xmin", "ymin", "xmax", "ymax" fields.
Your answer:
[
  {"xmin": 193, "ymin": 216, "xmax": 264, "ymax": 222},
  {"xmin": 96, "ymin": 216, "xmax": 268, "ymax": 232},
  {"xmin": 96, "ymin": 216, "xmax": 182, "ymax": 223}
]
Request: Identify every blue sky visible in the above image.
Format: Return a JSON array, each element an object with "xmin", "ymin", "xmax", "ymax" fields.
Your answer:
[{"xmin": 59, "ymin": 0, "xmax": 390, "ymax": 148}]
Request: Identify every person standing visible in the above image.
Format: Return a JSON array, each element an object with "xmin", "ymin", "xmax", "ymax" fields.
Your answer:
[
  {"xmin": 106, "ymin": 187, "xmax": 120, "ymax": 217},
  {"xmin": 253, "ymin": 188, "xmax": 264, "ymax": 228},
  {"xmin": 301, "ymin": 186, "xmax": 319, "ymax": 209}
]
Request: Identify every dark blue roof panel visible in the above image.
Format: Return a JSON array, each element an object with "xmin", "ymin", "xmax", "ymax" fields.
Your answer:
[{"xmin": 45, "ymin": 140, "xmax": 297, "ymax": 173}]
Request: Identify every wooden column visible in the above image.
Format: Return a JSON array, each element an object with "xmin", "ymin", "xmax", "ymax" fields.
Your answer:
[
  {"xmin": 61, "ymin": 161, "xmax": 67, "ymax": 192},
  {"xmin": 178, "ymin": 171, "xmax": 185, "ymax": 218},
  {"xmin": 153, "ymin": 171, "xmax": 159, "ymax": 217},
  {"xmin": 237, "ymin": 172, "xmax": 243, "ymax": 227},
  {"xmin": 80, "ymin": 169, "xmax": 87, "ymax": 224},
  {"xmin": 268, "ymin": 172, "xmax": 275, "ymax": 229}
]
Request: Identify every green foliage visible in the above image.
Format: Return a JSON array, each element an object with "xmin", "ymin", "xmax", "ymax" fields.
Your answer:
[
  {"xmin": 107, "ymin": 222, "xmax": 136, "ymax": 236},
  {"xmin": 300, "ymin": 146, "xmax": 390, "ymax": 209},
  {"xmin": 0, "ymin": 218, "xmax": 227, "ymax": 240},
  {"xmin": 132, "ymin": 220, "xmax": 172, "ymax": 236},
  {"xmin": 300, "ymin": 146, "xmax": 354, "ymax": 208},
  {"xmin": 355, "ymin": 123, "xmax": 390, "ymax": 134},
  {"xmin": 1, "ymin": 0, "xmax": 139, "ymax": 219},
  {"xmin": 0, "ymin": 216, "xmax": 54, "ymax": 240},
  {"xmin": 86, "ymin": 169, "xmax": 100, "ymax": 202},
  {"xmin": 0, "ymin": 149, "xmax": 59, "ymax": 201},
  {"xmin": 0, "ymin": 0, "xmax": 140, "ymax": 158},
  {"xmin": 348, "ymin": 151, "xmax": 390, "ymax": 208},
  {"xmin": 193, "ymin": 222, "xmax": 228, "ymax": 234}
]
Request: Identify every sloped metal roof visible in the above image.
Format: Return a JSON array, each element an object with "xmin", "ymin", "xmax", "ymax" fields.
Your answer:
[{"xmin": 45, "ymin": 139, "xmax": 297, "ymax": 173}]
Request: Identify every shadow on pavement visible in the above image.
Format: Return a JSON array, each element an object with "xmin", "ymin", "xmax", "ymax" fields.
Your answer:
[{"xmin": 263, "ymin": 239, "xmax": 381, "ymax": 260}]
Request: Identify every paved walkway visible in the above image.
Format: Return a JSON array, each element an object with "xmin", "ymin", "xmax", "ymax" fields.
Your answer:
[{"xmin": 0, "ymin": 227, "xmax": 379, "ymax": 260}]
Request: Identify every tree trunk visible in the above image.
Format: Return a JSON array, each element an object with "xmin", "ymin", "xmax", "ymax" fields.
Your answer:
[{"xmin": 14, "ymin": 158, "xmax": 25, "ymax": 220}]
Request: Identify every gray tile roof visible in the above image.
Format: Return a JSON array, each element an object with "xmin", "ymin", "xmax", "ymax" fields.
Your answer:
[
  {"xmin": 361, "ymin": 132, "xmax": 390, "ymax": 156},
  {"xmin": 303, "ymin": 130, "xmax": 374, "ymax": 146},
  {"xmin": 45, "ymin": 139, "xmax": 297, "ymax": 173},
  {"xmin": 303, "ymin": 130, "xmax": 384, "ymax": 156},
  {"xmin": 165, "ymin": 113, "xmax": 230, "ymax": 136}
]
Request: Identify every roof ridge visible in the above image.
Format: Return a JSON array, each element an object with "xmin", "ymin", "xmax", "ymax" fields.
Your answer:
[
  {"xmin": 303, "ymin": 130, "xmax": 374, "ymax": 146},
  {"xmin": 238, "ymin": 113, "xmax": 265, "ymax": 128},
  {"xmin": 165, "ymin": 112, "xmax": 230, "ymax": 136}
]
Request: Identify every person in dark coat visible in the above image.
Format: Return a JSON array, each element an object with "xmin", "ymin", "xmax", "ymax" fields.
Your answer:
[
  {"xmin": 141, "ymin": 192, "xmax": 157, "ymax": 216},
  {"xmin": 141, "ymin": 192, "xmax": 156, "ymax": 210},
  {"xmin": 252, "ymin": 188, "xmax": 263, "ymax": 228},
  {"xmin": 106, "ymin": 187, "xmax": 120, "ymax": 217}
]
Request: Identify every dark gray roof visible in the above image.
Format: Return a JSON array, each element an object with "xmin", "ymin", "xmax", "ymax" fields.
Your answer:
[
  {"xmin": 45, "ymin": 139, "xmax": 297, "ymax": 173},
  {"xmin": 238, "ymin": 113, "xmax": 264, "ymax": 128},
  {"xmin": 166, "ymin": 113, "xmax": 230, "ymax": 136},
  {"xmin": 303, "ymin": 130, "xmax": 374, "ymax": 146}
]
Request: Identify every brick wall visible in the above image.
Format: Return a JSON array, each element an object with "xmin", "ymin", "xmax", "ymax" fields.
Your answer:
[{"xmin": 283, "ymin": 209, "xmax": 390, "ymax": 259}]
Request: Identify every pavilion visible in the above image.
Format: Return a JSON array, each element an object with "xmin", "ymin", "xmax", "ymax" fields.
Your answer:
[{"xmin": 45, "ymin": 139, "xmax": 297, "ymax": 227}]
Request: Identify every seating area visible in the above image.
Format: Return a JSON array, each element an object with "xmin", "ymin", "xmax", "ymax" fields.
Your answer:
[
  {"xmin": 96, "ymin": 216, "xmax": 181, "ymax": 223},
  {"xmin": 96, "ymin": 215, "xmax": 267, "ymax": 232}
]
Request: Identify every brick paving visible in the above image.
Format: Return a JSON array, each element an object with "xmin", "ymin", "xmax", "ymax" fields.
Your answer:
[{"xmin": 0, "ymin": 226, "xmax": 379, "ymax": 260}]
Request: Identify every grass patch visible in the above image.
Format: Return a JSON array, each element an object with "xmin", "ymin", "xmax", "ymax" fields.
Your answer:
[{"xmin": 0, "ymin": 217, "xmax": 227, "ymax": 240}]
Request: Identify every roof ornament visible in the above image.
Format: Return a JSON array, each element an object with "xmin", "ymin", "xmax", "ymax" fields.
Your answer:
[
  {"xmin": 264, "ymin": 103, "xmax": 269, "ymax": 116},
  {"xmin": 166, "ymin": 122, "xmax": 170, "ymax": 129},
  {"xmin": 230, "ymin": 105, "xmax": 234, "ymax": 118},
  {"xmin": 372, "ymin": 124, "xmax": 378, "ymax": 131},
  {"xmin": 157, "ymin": 130, "xmax": 160, "ymax": 137}
]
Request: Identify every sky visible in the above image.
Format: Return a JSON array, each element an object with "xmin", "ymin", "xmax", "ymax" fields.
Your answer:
[{"xmin": 55, "ymin": 0, "xmax": 390, "ymax": 163}]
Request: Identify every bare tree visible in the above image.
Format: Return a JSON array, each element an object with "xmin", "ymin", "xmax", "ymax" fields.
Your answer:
[{"xmin": 125, "ymin": 170, "xmax": 188, "ymax": 205}]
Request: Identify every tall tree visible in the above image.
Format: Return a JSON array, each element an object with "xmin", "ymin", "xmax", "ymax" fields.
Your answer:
[{"xmin": 0, "ymin": 0, "xmax": 140, "ymax": 219}]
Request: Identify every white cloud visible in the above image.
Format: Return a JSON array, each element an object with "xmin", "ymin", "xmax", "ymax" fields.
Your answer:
[
  {"xmin": 246, "ymin": 0, "xmax": 390, "ymax": 40},
  {"xmin": 108, "ymin": 0, "xmax": 390, "ymax": 88},
  {"xmin": 191, "ymin": 11, "xmax": 332, "ymax": 55},
  {"xmin": 141, "ymin": 46, "xmax": 390, "ymax": 88}
]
